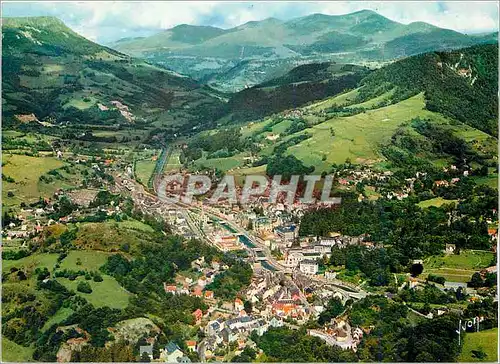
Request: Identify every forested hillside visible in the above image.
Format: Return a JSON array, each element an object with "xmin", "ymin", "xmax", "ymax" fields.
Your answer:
[
  {"xmin": 223, "ymin": 63, "xmax": 370, "ymax": 121},
  {"xmin": 358, "ymin": 44, "xmax": 498, "ymax": 135},
  {"xmin": 2, "ymin": 17, "xmax": 223, "ymax": 132}
]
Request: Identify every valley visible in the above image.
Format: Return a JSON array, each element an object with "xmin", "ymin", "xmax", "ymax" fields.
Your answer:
[{"xmin": 1, "ymin": 8, "xmax": 498, "ymax": 364}]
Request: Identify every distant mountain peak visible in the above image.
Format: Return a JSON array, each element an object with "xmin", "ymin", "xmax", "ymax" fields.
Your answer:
[
  {"xmin": 406, "ymin": 21, "xmax": 438, "ymax": 31},
  {"xmin": 171, "ymin": 23, "xmax": 223, "ymax": 31},
  {"xmin": 348, "ymin": 9, "xmax": 379, "ymax": 16},
  {"xmin": 3, "ymin": 16, "xmax": 67, "ymax": 28},
  {"xmin": 237, "ymin": 17, "xmax": 283, "ymax": 29}
]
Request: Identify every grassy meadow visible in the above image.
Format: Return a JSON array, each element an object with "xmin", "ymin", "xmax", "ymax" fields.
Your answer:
[
  {"xmin": 423, "ymin": 250, "xmax": 495, "ymax": 283},
  {"xmin": 459, "ymin": 328, "xmax": 498, "ymax": 362}
]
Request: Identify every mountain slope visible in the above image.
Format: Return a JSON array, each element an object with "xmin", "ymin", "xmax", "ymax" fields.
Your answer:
[
  {"xmin": 357, "ymin": 43, "xmax": 498, "ymax": 135},
  {"xmin": 180, "ymin": 44, "xmax": 497, "ymax": 177},
  {"xmin": 2, "ymin": 16, "xmax": 223, "ymax": 132},
  {"xmin": 110, "ymin": 10, "xmax": 494, "ymax": 92},
  {"xmin": 222, "ymin": 62, "xmax": 370, "ymax": 122}
]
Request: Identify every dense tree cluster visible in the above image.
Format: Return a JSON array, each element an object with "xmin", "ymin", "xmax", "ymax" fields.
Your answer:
[
  {"xmin": 206, "ymin": 261, "xmax": 253, "ymax": 300},
  {"xmin": 359, "ymin": 44, "xmax": 498, "ymax": 135},
  {"xmin": 101, "ymin": 237, "xmax": 220, "ymax": 296},
  {"xmin": 225, "ymin": 66, "xmax": 368, "ymax": 122},
  {"xmin": 251, "ymin": 327, "xmax": 358, "ymax": 362},
  {"xmin": 300, "ymin": 190, "xmax": 493, "ymax": 264}
]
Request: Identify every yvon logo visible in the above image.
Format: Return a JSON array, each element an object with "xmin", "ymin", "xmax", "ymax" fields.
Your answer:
[{"xmin": 456, "ymin": 316, "xmax": 485, "ymax": 345}]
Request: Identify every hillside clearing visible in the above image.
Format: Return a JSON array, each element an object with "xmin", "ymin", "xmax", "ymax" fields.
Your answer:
[
  {"xmin": 1, "ymin": 338, "xmax": 34, "ymax": 362},
  {"xmin": 287, "ymin": 93, "xmax": 448, "ymax": 171},
  {"xmin": 58, "ymin": 250, "xmax": 111, "ymax": 272},
  {"xmin": 2, "ymin": 253, "xmax": 59, "ymax": 273},
  {"xmin": 423, "ymin": 250, "xmax": 494, "ymax": 283},
  {"xmin": 56, "ymin": 275, "xmax": 132, "ymax": 309},
  {"xmin": 418, "ymin": 197, "xmax": 458, "ymax": 208},
  {"xmin": 459, "ymin": 328, "xmax": 498, "ymax": 362},
  {"xmin": 2, "ymin": 154, "xmax": 64, "ymax": 206}
]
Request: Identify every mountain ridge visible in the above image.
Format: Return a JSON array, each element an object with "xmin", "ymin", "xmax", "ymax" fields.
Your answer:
[
  {"xmin": 108, "ymin": 10, "xmax": 496, "ymax": 92},
  {"xmin": 2, "ymin": 15, "xmax": 224, "ymax": 134}
]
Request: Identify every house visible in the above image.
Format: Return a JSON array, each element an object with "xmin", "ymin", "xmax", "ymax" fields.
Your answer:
[
  {"xmin": 164, "ymin": 284, "xmax": 178, "ymax": 295},
  {"xmin": 160, "ymin": 342, "xmax": 184, "ymax": 363},
  {"xmin": 434, "ymin": 180, "xmax": 449, "ymax": 187},
  {"xmin": 237, "ymin": 339, "xmax": 246, "ymax": 350},
  {"xmin": 291, "ymin": 289, "xmax": 301, "ymax": 301},
  {"xmin": 269, "ymin": 317, "xmax": 284, "ymax": 328},
  {"xmin": 485, "ymin": 265, "xmax": 497, "ymax": 274},
  {"xmin": 204, "ymin": 290, "xmax": 214, "ymax": 300},
  {"xmin": 299, "ymin": 259, "xmax": 319, "ymax": 275},
  {"xmin": 197, "ymin": 277, "xmax": 207, "ymax": 287},
  {"xmin": 313, "ymin": 244, "xmax": 332, "ymax": 256},
  {"xmin": 192, "ymin": 286, "xmax": 203, "ymax": 298},
  {"xmin": 266, "ymin": 134, "xmax": 280, "ymax": 141},
  {"xmin": 234, "ymin": 298, "xmax": 244, "ymax": 312},
  {"xmin": 285, "ymin": 249, "xmax": 322, "ymax": 267},
  {"xmin": 352, "ymin": 327, "xmax": 363, "ymax": 341},
  {"xmin": 325, "ymin": 271, "xmax": 337, "ymax": 280},
  {"xmin": 206, "ymin": 319, "xmax": 224, "ymax": 336},
  {"xmin": 139, "ymin": 345, "xmax": 154, "ymax": 360},
  {"xmin": 211, "ymin": 260, "xmax": 220, "ymax": 270},
  {"xmin": 338, "ymin": 178, "xmax": 350, "ymax": 186},
  {"xmin": 445, "ymin": 244, "xmax": 456, "ymax": 255},
  {"xmin": 275, "ymin": 225, "xmax": 297, "ymax": 242},
  {"xmin": 185, "ymin": 340, "xmax": 197, "ymax": 352},
  {"xmin": 221, "ymin": 327, "xmax": 239, "ymax": 343},
  {"xmin": 193, "ymin": 309, "xmax": 203, "ymax": 324}
]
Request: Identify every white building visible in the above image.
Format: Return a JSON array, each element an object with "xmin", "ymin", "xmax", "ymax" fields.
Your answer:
[
  {"xmin": 299, "ymin": 259, "xmax": 319, "ymax": 275},
  {"xmin": 285, "ymin": 249, "xmax": 323, "ymax": 268}
]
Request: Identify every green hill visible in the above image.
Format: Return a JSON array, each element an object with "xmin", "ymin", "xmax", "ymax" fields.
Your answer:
[
  {"xmin": 223, "ymin": 62, "xmax": 370, "ymax": 121},
  {"xmin": 2, "ymin": 16, "xmax": 223, "ymax": 134},
  {"xmin": 180, "ymin": 44, "xmax": 497, "ymax": 176},
  {"xmin": 358, "ymin": 44, "xmax": 498, "ymax": 135}
]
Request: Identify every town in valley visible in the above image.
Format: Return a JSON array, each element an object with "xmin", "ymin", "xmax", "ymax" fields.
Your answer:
[{"xmin": 1, "ymin": 1, "xmax": 498, "ymax": 363}]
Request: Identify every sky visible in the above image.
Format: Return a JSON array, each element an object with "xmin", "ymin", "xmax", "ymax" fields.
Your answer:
[{"xmin": 2, "ymin": 1, "xmax": 499, "ymax": 44}]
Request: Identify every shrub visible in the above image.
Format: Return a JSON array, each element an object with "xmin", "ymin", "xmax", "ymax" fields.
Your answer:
[{"xmin": 76, "ymin": 281, "xmax": 92, "ymax": 294}]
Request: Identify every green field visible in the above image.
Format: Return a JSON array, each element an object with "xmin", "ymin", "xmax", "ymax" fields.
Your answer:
[
  {"xmin": 2, "ymin": 253, "xmax": 60, "ymax": 273},
  {"xmin": 63, "ymin": 96, "xmax": 96, "ymax": 110},
  {"xmin": 2, "ymin": 154, "xmax": 65, "ymax": 206},
  {"xmin": 164, "ymin": 150, "xmax": 182, "ymax": 171},
  {"xmin": 459, "ymin": 328, "xmax": 498, "ymax": 362},
  {"xmin": 307, "ymin": 88, "xmax": 360, "ymax": 111},
  {"xmin": 426, "ymin": 250, "xmax": 495, "ymax": 270},
  {"xmin": 418, "ymin": 197, "xmax": 458, "ymax": 208},
  {"xmin": 349, "ymin": 88, "xmax": 395, "ymax": 109},
  {"xmin": 192, "ymin": 152, "xmax": 246, "ymax": 172},
  {"xmin": 1, "ymin": 338, "xmax": 34, "ymax": 362},
  {"xmin": 135, "ymin": 158, "xmax": 157, "ymax": 185},
  {"xmin": 240, "ymin": 118, "xmax": 273, "ymax": 138},
  {"xmin": 473, "ymin": 174, "xmax": 498, "ymax": 189},
  {"xmin": 56, "ymin": 275, "xmax": 132, "ymax": 309},
  {"xmin": 41, "ymin": 307, "xmax": 74, "ymax": 331},
  {"xmin": 117, "ymin": 219, "xmax": 155, "ymax": 233},
  {"xmin": 287, "ymin": 93, "xmax": 449, "ymax": 171},
  {"xmin": 271, "ymin": 119, "xmax": 294, "ymax": 134},
  {"xmin": 58, "ymin": 250, "xmax": 111, "ymax": 272},
  {"xmin": 71, "ymin": 220, "xmax": 157, "ymax": 252},
  {"xmin": 424, "ymin": 250, "xmax": 495, "ymax": 283}
]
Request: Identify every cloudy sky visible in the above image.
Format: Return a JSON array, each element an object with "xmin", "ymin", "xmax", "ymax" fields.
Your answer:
[{"xmin": 2, "ymin": 1, "xmax": 499, "ymax": 44}]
